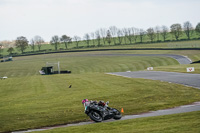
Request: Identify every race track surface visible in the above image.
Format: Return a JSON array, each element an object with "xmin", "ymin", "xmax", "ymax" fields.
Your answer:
[{"xmin": 108, "ymin": 71, "xmax": 200, "ymax": 89}]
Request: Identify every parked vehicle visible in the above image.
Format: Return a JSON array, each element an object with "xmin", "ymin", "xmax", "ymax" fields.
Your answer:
[{"xmin": 82, "ymin": 99, "xmax": 122, "ymax": 122}]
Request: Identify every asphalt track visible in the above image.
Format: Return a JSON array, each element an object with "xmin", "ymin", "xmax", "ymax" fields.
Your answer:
[{"xmin": 109, "ymin": 71, "xmax": 200, "ymax": 89}]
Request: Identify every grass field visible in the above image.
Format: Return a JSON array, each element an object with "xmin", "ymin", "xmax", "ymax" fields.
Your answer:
[
  {"xmin": 0, "ymin": 52, "xmax": 180, "ymax": 77},
  {"xmin": 0, "ymin": 50, "xmax": 200, "ymax": 132},
  {"xmin": 1, "ymin": 74, "xmax": 200, "ymax": 132},
  {"xmin": 33, "ymin": 111, "xmax": 200, "ymax": 133}
]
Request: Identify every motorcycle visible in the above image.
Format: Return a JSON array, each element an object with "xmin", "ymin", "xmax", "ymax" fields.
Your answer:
[{"xmin": 83, "ymin": 101, "xmax": 122, "ymax": 122}]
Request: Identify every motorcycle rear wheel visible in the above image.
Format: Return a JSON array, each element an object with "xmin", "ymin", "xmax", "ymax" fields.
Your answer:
[{"xmin": 88, "ymin": 111, "xmax": 103, "ymax": 122}]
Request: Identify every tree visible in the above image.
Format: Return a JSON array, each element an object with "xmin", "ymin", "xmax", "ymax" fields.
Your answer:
[
  {"xmin": 109, "ymin": 26, "xmax": 118, "ymax": 45},
  {"xmin": 106, "ymin": 30, "xmax": 112, "ymax": 45},
  {"xmin": 139, "ymin": 29, "xmax": 146, "ymax": 43},
  {"xmin": 60, "ymin": 35, "xmax": 72, "ymax": 49},
  {"xmin": 83, "ymin": 33, "xmax": 90, "ymax": 47},
  {"xmin": 50, "ymin": 35, "xmax": 60, "ymax": 50},
  {"xmin": 170, "ymin": 23, "xmax": 182, "ymax": 40},
  {"xmin": 100, "ymin": 28, "xmax": 107, "ymax": 45},
  {"xmin": 34, "ymin": 36, "xmax": 44, "ymax": 51},
  {"xmin": 15, "ymin": 36, "xmax": 29, "ymax": 53},
  {"xmin": 183, "ymin": 21, "xmax": 193, "ymax": 40},
  {"xmin": 147, "ymin": 28, "xmax": 156, "ymax": 42},
  {"xmin": 73, "ymin": 36, "xmax": 81, "ymax": 48},
  {"xmin": 90, "ymin": 32, "xmax": 95, "ymax": 45},
  {"xmin": 95, "ymin": 30, "xmax": 101, "ymax": 46},
  {"xmin": 196, "ymin": 22, "xmax": 200, "ymax": 37},
  {"xmin": 0, "ymin": 43, "xmax": 3, "ymax": 56},
  {"xmin": 30, "ymin": 39, "xmax": 35, "ymax": 52},
  {"xmin": 126, "ymin": 28, "xmax": 134, "ymax": 44},
  {"xmin": 133, "ymin": 28, "xmax": 139, "ymax": 43},
  {"xmin": 122, "ymin": 28, "xmax": 128, "ymax": 44},
  {"xmin": 155, "ymin": 26, "xmax": 161, "ymax": 41},
  {"xmin": 160, "ymin": 25, "xmax": 169, "ymax": 42},
  {"xmin": 117, "ymin": 29, "xmax": 123, "ymax": 45},
  {"xmin": 30, "ymin": 36, "xmax": 44, "ymax": 51},
  {"xmin": 7, "ymin": 47, "xmax": 14, "ymax": 55}
]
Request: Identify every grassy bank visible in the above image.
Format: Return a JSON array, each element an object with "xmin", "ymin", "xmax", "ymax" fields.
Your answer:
[
  {"xmin": 0, "ymin": 52, "xmax": 179, "ymax": 77},
  {"xmin": 0, "ymin": 50, "xmax": 200, "ymax": 132},
  {"xmin": 34, "ymin": 111, "xmax": 200, "ymax": 133},
  {"xmin": 1, "ymin": 74, "xmax": 200, "ymax": 132}
]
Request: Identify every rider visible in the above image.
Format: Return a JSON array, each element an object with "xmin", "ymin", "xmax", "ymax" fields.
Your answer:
[
  {"xmin": 82, "ymin": 99, "xmax": 90, "ymax": 107},
  {"xmin": 82, "ymin": 99, "xmax": 105, "ymax": 107}
]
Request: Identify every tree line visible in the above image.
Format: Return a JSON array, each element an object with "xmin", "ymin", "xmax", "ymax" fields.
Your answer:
[{"xmin": 1, "ymin": 21, "xmax": 200, "ymax": 55}]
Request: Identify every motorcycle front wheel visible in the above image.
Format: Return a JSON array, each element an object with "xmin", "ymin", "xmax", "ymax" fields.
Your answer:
[
  {"xmin": 113, "ymin": 108, "xmax": 122, "ymax": 120},
  {"xmin": 88, "ymin": 111, "xmax": 103, "ymax": 122}
]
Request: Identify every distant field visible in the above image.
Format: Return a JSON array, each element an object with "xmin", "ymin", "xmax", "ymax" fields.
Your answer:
[
  {"xmin": 1, "ymin": 39, "xmax": 200, "ymax": 56},
  {"xmin": 34, "ymin": 111, "xmax": 200, "ymax": 133}
]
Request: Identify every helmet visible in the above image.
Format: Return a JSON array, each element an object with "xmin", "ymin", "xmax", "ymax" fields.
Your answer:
[
  {"xmin": 82, "ymin": 99, "xmax": 88, "ymax": 104},
  {"xmin": 98, "ymin": 100, "xmax": 105, "ymax": 106}
]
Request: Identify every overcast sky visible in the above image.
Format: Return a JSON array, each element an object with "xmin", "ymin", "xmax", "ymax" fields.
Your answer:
[{"xmin": 0, "ymin": 0, "xmax": 200, "ymax": 42}]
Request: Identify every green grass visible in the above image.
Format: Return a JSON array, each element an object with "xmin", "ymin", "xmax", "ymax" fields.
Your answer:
[
  {"xmin": 34, "ymin": 111, "xmax": 200, "ymax": 133},
  {"xmin": 0, "ymin": 52, "xmax": 179, "ymax": 77},
  {"xmin": 154, "ymin": 64, "xmax": 200, "ymax": 74},
  {"xmin": 1, "ymin": 74, "xmax": 200, "ymax": 132},
  {"xmin": 0, "ymin": 50, "xmax": 200, "ymax": 132},
  {"xmin": 101, "ymin": 50, "xmax": 200, "ymax": 62}
]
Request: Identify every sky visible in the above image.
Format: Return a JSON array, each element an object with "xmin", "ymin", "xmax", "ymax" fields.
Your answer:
[{"xmin": 0, "ymin": 0, "xmax": 200, "ymax": 42}]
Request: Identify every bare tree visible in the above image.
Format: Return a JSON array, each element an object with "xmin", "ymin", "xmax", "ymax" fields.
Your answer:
[
  {"xmin": 90, "ymin": 32, "xmax": 95, "ymax": 45},
  {"xmin": 50, "ymin": 35, "xmax": 60, "ymax": 50},
  {"xmin": 117, "ymin": 29, "xmax": 123, "ymax": 45},
  {"xmin": 106, "ymin": 30, "xmax": 112, "ymax": 45},
  {"xmin": 109, "ymin": 26, "xmax": 118, "ymax": 45},
  {"xmin": 73, "ymin": 35, "xmax": 81, "ymax": 48},
  {"xmin": 155, "ymin": 26, "xmax": 161, "ymax": 41},
  {"xmin": 160, "ymin": 25, "xmax": 169, "ymax": 42},
  {"xmin": 195, "ymin": 22, "xmax": 200, "ymax": 38},
  {"xmin": 133, "ymin": 28, "xmax": 139, "ymax": 43},
  {"xmin": 95, "ymin": 30, "xmax": 101, "ymax": 46},
  {"xmin": 60, "ymin": 35, "xmax": 72, "ymax": 49},
  {"xmin": 124, "ymin": 28, "xmax": 131, "ymax": 44},
  {"xmin": 146, "ymin": 28, "xmax": 156, "ymax": 42},
  {"xmin": 83, "ymin": 33, "xmax": 90, "ymax": 47},
  {"xmin": 100, "ymin": 28, "xmax": 107, "ymax": 45},
  {"xmin": 183, "ymin": 21, "xmax": 194, "ymax": 40},
  {"xmin": 34, "ymin": 36, "xmax": 44, "ymax": 51},
  {"xmin": 15, "ymin": 36, "xmax": 29, "ymax": 53},
  {"xmin": 30, "ymin": 39, "xmax": 35, "ymax": 52},
  {"xmin": 170, "ymin": 23, "xmax": 182, "ymax": 40},
  {"xmin": 139, "ymin": 29, "xmax": 146, "ymax": 43},
  {"xmin": 122, "ymin": 28, "xmax": 128, "ymax": 44}
]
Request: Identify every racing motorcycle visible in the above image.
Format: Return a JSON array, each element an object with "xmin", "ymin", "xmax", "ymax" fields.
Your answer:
[{"xmin": 82, "ymin": 99, "xmax": 122, "ymax": 122}]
